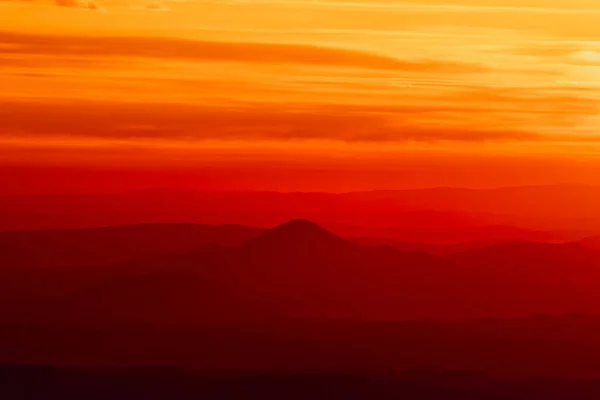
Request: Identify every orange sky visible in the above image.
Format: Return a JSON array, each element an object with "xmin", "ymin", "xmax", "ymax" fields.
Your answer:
[{"xmin": 1, "ymin": 0, "xmax": 599, "ymax": 192}]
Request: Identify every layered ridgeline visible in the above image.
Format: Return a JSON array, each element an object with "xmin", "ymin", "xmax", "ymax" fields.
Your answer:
[
  {"xmin": 1, "ymin": 219, "xmax": 600, "ymax": 324},
  {"xmin": 3, "ymin": 185, "xmax": 600, "ymax": 242}
]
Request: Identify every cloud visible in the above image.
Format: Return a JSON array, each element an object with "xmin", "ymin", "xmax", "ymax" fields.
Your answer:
[
  {"xmin": 515, "ymin": 44, "xmax": 600, "ymax": 66},
  {"xmin": 0, "ymin": 0, "xmax": 105, "ymax": 8},
  {"xmin": 130, "ymin": 0, "xmax": 170, "ymax": 11},
  {"xmin": 55, "ymin": 0, "xmax": 105, "ymax": 10},
  {"xmin": 0, "ymin": 31, "xmax": 485, "ymax": 73},
  {"xmin": 145, "ymin": 0, "xmax": 170, "ymax": 10},
  {"xmin": 228, "ymin": 0, "xmax": 600, "ymax": 15},
  {"xmin": 570, "ymin": 50, "xmax": 600, "ymax": 65},
  {"xmin": 0, "ymin": 98, "xmax": 554, "ymax": 144},
  {"xmin": 0, "ymin": 88, "xmax": 597, "ymax": 145}
]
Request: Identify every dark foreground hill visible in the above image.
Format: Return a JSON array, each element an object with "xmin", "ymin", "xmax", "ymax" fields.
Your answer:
[
  {"xmin": 5, "ymin": 316, "xmax": 600, "ymax": 377},
  {"xmin": 3, "ymin": 220, "xmax": 600, "ymax": 378},
  {"xmin": 5, "ymin": 364, "xmax": 600, "ymax": 400}
]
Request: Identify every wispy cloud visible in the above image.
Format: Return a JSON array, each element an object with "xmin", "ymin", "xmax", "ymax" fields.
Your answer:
[
  {"xmin": 130, "ymin": 0, "xmax": 170, "ymax": 11},
  {"xmin": 230, "ymin": 0, "xmax": 600, "ymax": 14},
  {"xmin": 56, "ymin": 0, "xmax": 105, "ymax": 10},
  {"xmin": 0, "ymin": 96, "xmax": 596, "ymax": 144},
  {"xmin": 0, "ymin": 31, "xmax": 485, "ymax": 72}
]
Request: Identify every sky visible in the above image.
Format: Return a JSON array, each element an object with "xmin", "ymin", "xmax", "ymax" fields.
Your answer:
[{"xmin": 1, "ymin": 0, "xmax": 599, "ymax": 193}]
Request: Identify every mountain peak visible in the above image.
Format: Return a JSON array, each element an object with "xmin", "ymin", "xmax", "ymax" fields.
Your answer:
[
  {"xmin": 270, "ymin": 218, "xmax": 329, "ymax": 234},
  {"xmin": 244, "ymin": 219, "xmax": 355, "ymax": 255},
  {"xmin": 262, "ymin": 219, "xmax": 342, "ymax": 243}
]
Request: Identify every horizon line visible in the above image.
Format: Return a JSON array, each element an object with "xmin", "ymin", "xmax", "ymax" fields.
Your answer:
[{"xmin": 1, "ymin": 182, "xmax": 597, "ymax": 197}]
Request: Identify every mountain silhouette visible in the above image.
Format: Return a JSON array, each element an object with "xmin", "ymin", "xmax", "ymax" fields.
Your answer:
[
  {"xmin": 0, "ymin": 223, "xmax": 263, "ymax": 268},
  {"xmin": 246, "ymin": 219, "xmax": 354, "ymax": 249},
  {"xmin": 3, "ymin": 186, "xmax": 592, "ymax": 242},
  {"xmin": 4, "ymin": 219, "xmax": 600, "ymax": 324},
  {"xmin": 352, "ymin": 237, "xmax": 509, "ymax": 256},
  {"xmin": 450, "ymin": 240, "xmax": 599, "ymax": 271},
  {"xmin": 245, "ymin": 219, "xmax": 356, "ymax": 254}
]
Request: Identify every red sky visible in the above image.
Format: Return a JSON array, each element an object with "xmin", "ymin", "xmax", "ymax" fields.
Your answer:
[{"xmin": 1, "ymin": 0, "xmax": 599, "ymax": 193}]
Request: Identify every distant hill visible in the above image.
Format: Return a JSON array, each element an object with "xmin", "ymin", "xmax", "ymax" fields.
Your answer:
[
  {"xmin": 3, "ymin": 219, "xmax": 600, "ymax": 325},
  {"xmin": 243, "ymin": 219, "xmax": 358, "ymax": 260},
  {"xmin": 352, "ymin": 237, "xmax": 508, "ymax": 256},
  {"xmin": 1, "ymin": 186, "xmax": 592, "ymax": 242},
  {"xmin": 0, "ymin": 223, "xmax": 263, "ymax": 268}
]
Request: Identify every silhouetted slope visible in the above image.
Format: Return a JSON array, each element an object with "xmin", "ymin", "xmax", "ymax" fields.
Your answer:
[
  {"xmin": 9, "ymin": 317, "xmax": 600, "ymax": 377},
  {"xmin": 0, "ymin": 223, "xmax": 263, "ymax": 268},
  {"xmin": 11, "ymin": 364, "xmax": 600, "ymax": 399},
  {"xmin": 240, "ymin": 220, "xmax": 454, "ymax": 319},
  {"xmin": 3, "ymin": 221, "xmax": 447, "ymax": 322},
  {"xmin": 53, "ymin": 271, "xmax": 265, "ymax": 324},
  {"xmin": 450, "ymin": 240, "xmax": 600, "ymax": 274},
  {"xmin": 3, "ymin": 220, "xmax": 600, "ymax": 324},
  {"xmin": 347, "ymin": 184, "xmax": 600, "ymax": 220},
  {"xmin": 9, "ymin": 364, "xmax": 600, "ymax": 399},
  {"xmin": 352, "ymin": 237, "xmax": 508, "ymax": 256},
  {"xmin": 0, "ymin": 186, "xmax": 586, "ymax": 242},
  {"xmin": 446, "ymin": 241, "xmax": 600, "ymax": 316},
  {"xmin": 243, "ymin": 219, "xmax": 357, "ymax": 259}
]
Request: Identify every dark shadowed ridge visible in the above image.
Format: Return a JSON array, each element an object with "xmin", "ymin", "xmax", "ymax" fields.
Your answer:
[
  {"xmin": 31, "ymin": 220, "xmax": 365, "ymax": 324},
  {"xmin": 0, "ymin": 223, "xmax": 264, "ymax": 268},
  {"xmin": 450, "ymin": 240, "xmax": 596, "ymax": 262},
  {"xmin": 448, "ymin": 240, "xmax": 600, "ymax": 283}
]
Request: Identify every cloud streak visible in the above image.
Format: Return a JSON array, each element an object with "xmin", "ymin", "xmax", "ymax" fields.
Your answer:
[
  {"xmin": 55, "ymin": 0, "xmax": 106, "ymax": 10},
  {"xmin": 0, "ymin": 98, "xmax": 590, "ymax": 144},
  {"xmin": 232, "ymin": 0, "xmax": 600, "ymax": 14},
  {"xmin": 0, "ymin": 31, "xmax": 485, "ymax": 73}
]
